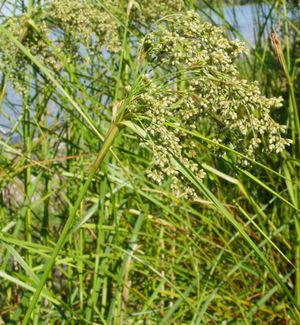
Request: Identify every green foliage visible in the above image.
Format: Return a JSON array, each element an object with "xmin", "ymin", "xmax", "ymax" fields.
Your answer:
[{"xmin": 0, "ymin": 0, "xmax": 299, "ymax": 324}]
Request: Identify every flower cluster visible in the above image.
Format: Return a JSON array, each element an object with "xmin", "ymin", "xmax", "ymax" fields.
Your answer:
[
  {"xmin": 44, "ymin": 0, "xmax": 121, "ymax": 52},
  {"xmin": 129, "ymin": 11, "xmax": 291, "ymax": 198},
  {"xmin": 130, "ymin": 0, "xmax": 182, "ymax": 25},
  {"xmin": 0, "ymin": 0, "xmax": 121, "ymax": 92},
  {"xmin": 0, "ymin": 14, "xmax": 51, "ymax": 93},
  {"xmin": 128, "ymin": 78, "xmax": 206, "ymax": 199},
  {"xmin": 143, "ymin": 11, "xmax": 247, "ymax": 73}
]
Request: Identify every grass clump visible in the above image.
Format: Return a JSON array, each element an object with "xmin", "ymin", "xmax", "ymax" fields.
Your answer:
[{"xmin": 0, "ymin": 0, "xmax": 299, "ymax": 324}]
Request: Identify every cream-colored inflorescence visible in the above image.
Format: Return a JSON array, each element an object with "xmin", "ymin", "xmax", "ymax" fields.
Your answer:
[
  {"xmin": 130, "ymin": 0, "xmax": 182, "ymax": 24},
  {"xmin": 0, "ymin": 6, "xmax": 291, "ymax": 200},
  {"xmin": 0, "ymin": 0, "xmax": 121, "ymax": 91},
  {"xmin": 45, "ymin": 0, "xmax": 121, "ymax": 52},
  {"xmin": 129, "ymin": 12, "xmax": 291, "ymax": 199}
]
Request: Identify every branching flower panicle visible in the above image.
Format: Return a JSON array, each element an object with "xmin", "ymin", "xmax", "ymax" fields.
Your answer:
[
  {"xmin": 0, "ymin": 7, "xmax": 291, "ymax": 200},
  {"xmin": 129, "ymin": 11, "xmax": 291, "ymax": 199},
  {"xmin": 130, "ymin": 0, "xmax": 182, "ymax": 24},
  {"xmin": 0, "ymin": 0, "xmax": 121, "ymax": 92},
  {"xmin": 45, "ymin": 0, "xmax": 121, "ymax": 52}
]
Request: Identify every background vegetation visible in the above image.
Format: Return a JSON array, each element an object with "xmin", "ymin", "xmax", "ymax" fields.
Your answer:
[{"xmin": 0, "ymin": 0, "xmax": 299, "ymax": 324}]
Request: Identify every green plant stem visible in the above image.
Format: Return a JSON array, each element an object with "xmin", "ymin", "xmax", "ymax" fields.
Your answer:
[
  {"xmin": 281, "ymin": 0, "xmax": 300, "ymax": 305},
  {"xmin": 296, "ymin": 214, "xmax": 300, "ymax": 307},
  {"xmin": 27, "ymin": 0, "xmax": 33, "ymax": 14},
  {"xmin": 23, "ymin": 122, "xmax": 121, "ymax": 324},
  {"xmin": 23, "ymin": 86, "xmax": 32, "ymax": 268}
]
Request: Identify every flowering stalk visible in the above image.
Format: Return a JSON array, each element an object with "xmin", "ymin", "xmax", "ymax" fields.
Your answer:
[
  {"xmin": 128, "ymin": 11, "xmax": 292, "ymax": 199},
  {"xmin": 23, "ymin": 122, "xmax": 121, "ymax": 324},
  {"xmin": 272, "ymin": 22, "xmax": 300, "ymax": 306},
  {"xmin": 0, "ymin": 1, "xmax": 296, "ymax": 321}
]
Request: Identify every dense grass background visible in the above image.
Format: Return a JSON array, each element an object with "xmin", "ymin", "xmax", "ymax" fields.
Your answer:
[{"xmin": 0, "ymin": 0, "xmax": 299, "ymax": 324}]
